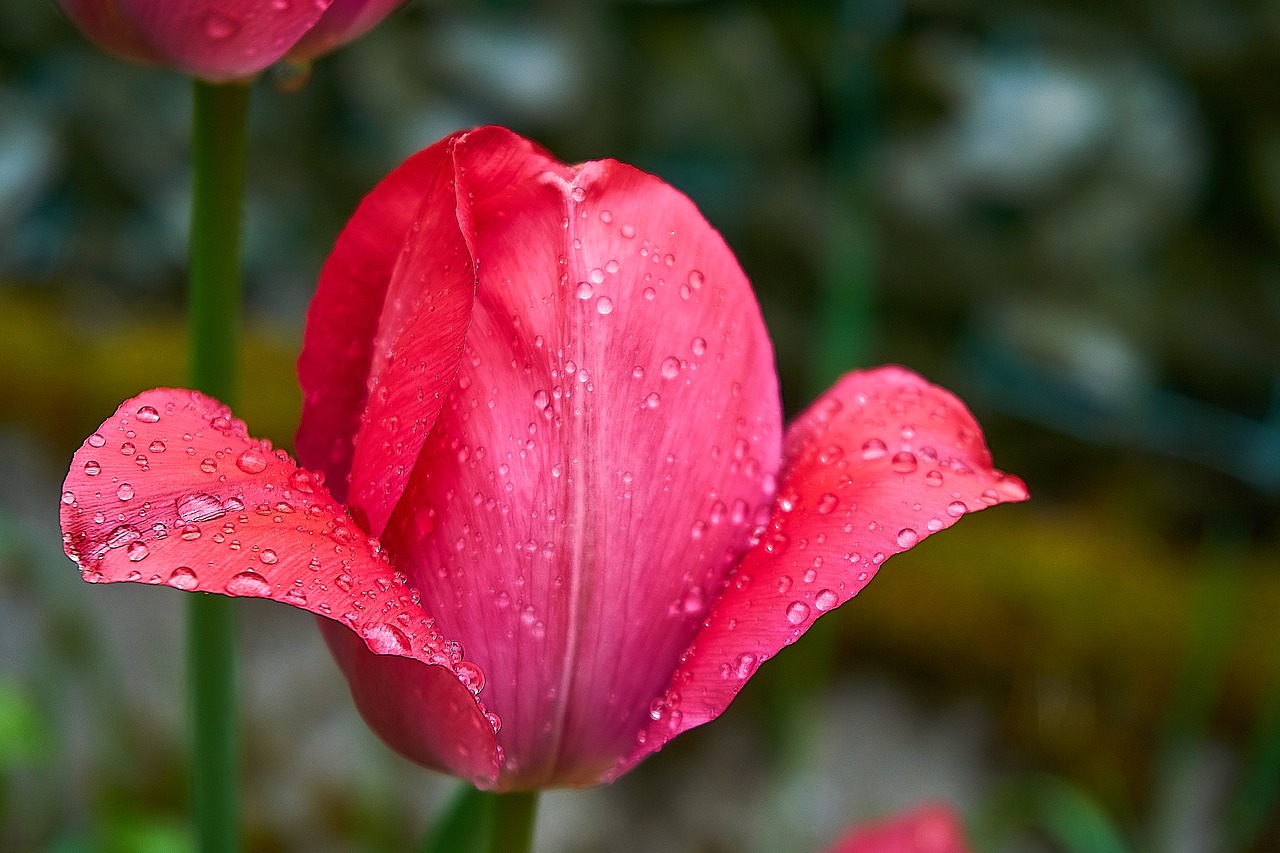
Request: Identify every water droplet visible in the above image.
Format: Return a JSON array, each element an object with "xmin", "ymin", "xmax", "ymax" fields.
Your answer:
[
  {"xmin": 621, "ymin": 224, "xmax": 636, "ymax": 239},
  {"xmin": 570, "ymin": 186, "xmax": 586, "ymax": 203},
  {"xmin": 816, "ymin": 493, "xmax": 839, "ymax": 514},
  {"xmin": 642, "ymin": 286, "xmax": 656, "ymax": 301},
  {"xmin": 260, "ymin": 549, "xmax": 278, "ymax": 565},
  {"xmin": 819, "ymin": 445, "xmax": 845, "ymax": 464},
  {"xmin": 167, "ymin": 567, "xmax": 198, "ymax": 589},
  {"xmin": 691, "ymin": 336, "xmax": 707, "ymax": 356},
  {"xmin": 732, "ymin": 652, "xmax": 757, "ymax": 679},
  {"xmin": 925, "ymin": 469, "xmax": 944, "ymax": 486},
  {"xmin": 891, "ymin": 451, "xmax": 918, "ymax": 473},
  {"xmin": 226, "ymin": 570, "xmax": 270, "ymax": 596},
  {"xmin": 533, "ymin": 389, "xmax": 550, "ymax": 410},
  {"xmin": 88, "ymin": 433, "xmax": 106, "ymax": 448},
  {"xmin": 814, "ymin": 589, "xmax": 839, "ymax": 611},
  {"xmin": 644, "ymin": 392, "xmax": 661, "ymax": 408},
  {"xmin": 120, "ymin": 441, "xmax": 135, "ymax": 456},
  {"xmin": 596, "ymin": 296, "xmax": 614, "ymax": 315},
  {"xmin": 576, "ymin": 281, "xmax": 593, "ymax": 299},
  {"xmin": 946, "ymin": 500, "xmax": 967, "ymax": 518},
  {"xmin": 107, "ymin": 524, "xmax": 141, "ymax": 548},
  {"xmin": 688, "ymin": 270, "xmax": 705, "ymax": 289},
  {"xmin": 84, "ymin": 460, "xmax": 102, "ymax": 476},
  {"xmin": 126, "ymin": 541, "xmax": 149, "ymax": 562},
  {"xmin": 149, "ymin": 439, "xmax": 166, "ymax": 453},
  {"xmin": 860, "ymin": 439, "xmax": 887, "ymax": 460},
  {"xmin": 201, "ymin": 10, "xmax": 240, "ymax": 40},
  {"xmin": 777, "ymin": 575, "xmax": 792, "ymax": 594},
  {"xmin": 135, "ymin": 405, "xmax": 160, "ymax": 423},
  {"xmin": 180, "ymin": 524, "xmax": 201, "ymax": 540},
  {"xmin": 455, "ymin": 661, "xmax": 485, "ymax": 694},
  {"xmin": 236, "ymin": 447, "xmax": 268, "ymax": 474},
  {"xmin": 289, "ymin": 470, "xmax": 319, "ymax": 493},
  {"xmin": 116, "ymin": 483, "xmax": 134, "ymax": 501},
  {"xmin": 61, "ymin": 490, "xmax": 76, "ymax": 505},
  {"xmin": 176, "ymin": 493, "xmax": 225, "ymax": 524},
  {"xmin": 785, "ymin": 601, "xmax": 810, "ymax": 624},
  {"xmin": 199, "ymin": 457, "xmax": 217, "ymax": 474},
  {"xmin": 362, "ymin": 623, "xmax": 411, "ymax": 655},
  {"xmin": 335, "ymin": 573, "xmax": 354, "ymax": 592},
  {"xmin": 660, "ymin": 357, "xmax": 680, "ymax": 379},
  {"xmin": 896, "ymin": 527, "xmax": 919, "ymax": 548}
]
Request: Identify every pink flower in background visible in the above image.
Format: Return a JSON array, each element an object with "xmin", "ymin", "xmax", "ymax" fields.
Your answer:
[
  {"xmin": 827, "ymin": 805, "xmax": 971, "ymax": 853},
  {"xmin": 55, "ymin": 0, "xmax": 404, "ymax": 80},
  {"xmin": 59, "ymin": 126, "xmax": 1027, "ymax": 790}
]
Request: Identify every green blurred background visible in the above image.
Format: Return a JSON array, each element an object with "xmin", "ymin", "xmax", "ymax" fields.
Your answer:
[{"xmin": 2, "ymin": 0, "xmax": 1278, "ymax": 850}]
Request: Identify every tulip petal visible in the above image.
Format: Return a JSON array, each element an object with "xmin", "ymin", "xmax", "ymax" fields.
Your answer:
[
  {"xmin": 617, "ymin": 366, "xmax": 1027, "ymax": 776},
  {"xmin": 60, "ymin": 388, "xmax": 500, "ymax": 786},
  {"xmin": 826, "ymin": 804, "xmax": 971, "ymax": 853},
  {"xmin": 297, "ymin": 131, "xmax": 480, "ymax": 536},
  {"xmin": 57, "ymin": 0, "xmax": 336, "ymax": 81},
  {"xmin": 286, "ymin": 0, "xmax": 406, "ymax": 62},
  {"xmin": 373, "ymin": 129, "xmax": 783, "ymax": 788}
]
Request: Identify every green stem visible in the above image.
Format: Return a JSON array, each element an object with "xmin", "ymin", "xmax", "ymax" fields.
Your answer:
[
  {"xmin": 187, "ymin": 78, "xmax": 251, "ymax": 853},
  {"xmin": 488, "ymin": 791, "xmax": 539, "ymax": 853}
]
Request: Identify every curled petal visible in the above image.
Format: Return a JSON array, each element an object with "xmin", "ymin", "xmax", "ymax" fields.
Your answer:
[
  {"xmin": 616, "ymin": 366, "xmax": 1027, "ymax": 776},
  {"xmin": 826, "ymin": 805, "xmax": 971, "ymax": 853},
  {"xmin": 59, "ymin": 388, "xmax": 500, "ymax": 785},
  {"xmin": 56, "ymin": 0, "xmax": 335, "ymax": 81},
  {"xmin": 297, "ymin": 131, "xmax": 479, "ymax": 535}
]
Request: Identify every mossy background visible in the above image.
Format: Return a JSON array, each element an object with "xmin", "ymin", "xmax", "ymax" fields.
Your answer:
[{"xmin": 2, "ymin": 0, "xmax": 1278, "ymax": 850}]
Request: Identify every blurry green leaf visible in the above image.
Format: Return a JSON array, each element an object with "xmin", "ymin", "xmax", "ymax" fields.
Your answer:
[
  {"xmin": 0, "ymin": 677, "xmax": 52, "ymax": 767},
  {"xmin": 973, "ymin": 774, "xmax": 1132, "ymax": 853}
]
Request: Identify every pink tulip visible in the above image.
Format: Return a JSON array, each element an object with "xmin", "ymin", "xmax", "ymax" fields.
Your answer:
[
  {"xmin": 55, "ymin": 0, "xmax": 404, "ymax": 81},
  {"xmin": 827, "ymin": 805, "xmax": 971, "ymax": 853},
  {"xmin": 59, "ymin": 126, "xmax": 1026, "ymax": 790}
]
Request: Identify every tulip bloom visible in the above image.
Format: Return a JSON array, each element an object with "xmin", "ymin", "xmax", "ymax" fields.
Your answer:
[
  {"xmin": 60, "ymin": 126, "xmax": 1026, "ymax": 790},
  {"xmin": 56, "ymin": 0, "xmax": 404, "ymax": 81},
  {"xmin": 827, "ymin": 805, "xmax": 971, "ymax": 853}
]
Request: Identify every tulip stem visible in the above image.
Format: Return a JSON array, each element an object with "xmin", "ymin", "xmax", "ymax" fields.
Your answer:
[
  {"xmin": 187, "ymin": 78, "xmax": 251, "ymax": 853},
  {"xmin": 488, "ymin": 791, "xmax": 539, "ymax": 853}
]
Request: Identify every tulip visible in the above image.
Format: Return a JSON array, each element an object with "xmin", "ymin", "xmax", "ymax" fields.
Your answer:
[
  {"xmin": 55, "ymin": 0, "xmax": 405, "ymax": 81},
  {"xmin": 60, "ymin": 126, "xmax": 1026, "ymax": 790},
  {"xmin": 826, "ymin": 805, "xmax": 971, "ymax": 853}
]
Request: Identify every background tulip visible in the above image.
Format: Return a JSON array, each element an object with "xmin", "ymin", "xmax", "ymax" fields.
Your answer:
[
  {"xmin": 60, "ymin": 126, "xmax": 1025, "ymax": 791},
  {"xmin": 54, "ymin": 0, "xmax": 405, "ymax": 80},
  {"xmin": 826, "ymin": 804, "xmax": 971, "ymax": 853}
]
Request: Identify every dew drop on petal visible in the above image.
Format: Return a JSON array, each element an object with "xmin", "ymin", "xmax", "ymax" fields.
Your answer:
[
  {"xmin": 925, "ymin": 469, "xmax": 944, "ymax": 486},
  {"xmin": 135, "ymin": 405, "xmax": 160, "ymax": 423},
  {"xmin": 595, "ymin": 296, "xmax": 614, "ymax": 315},
  {"xmin": 816, "ymin": 493, "xmax": 839, "ymax": 514},
  {"xmin": 732, "ymin": 652, "xmax": 757, "ymax": 679},
  {"xmin": 644, "ymin": 392, "xmax": 661, "ymax": 409},
  {"xmin": 455, "ymin": 661, "xmax": 486, "ymax": 694},
  {"xmin": 116, "ymin": 483, "xmax": 134, "ymax": 501},
  {"xmin": 896, "ymin": 527, "xmax": 920, "ymax": 548},
  {"xmin": 84, "ymin": 460, "xmax": 101, "ymax": 476},
  {"xmin": 201, "ymin": 10, "xmax": 239, "ymax": 40},
  {"xmin": 785, "ymin": 601, "xmax": 810, "ymax": 625},
  {"xmin": 167, "ymin": 566, "xmax": 198, "ymax": 590},
  {"xmin": 260, "ymin": 549, "xmax": 278, "ymax": 565},
  {"xmin": 199, "ymin": 457, "xmax": 217, "ymax": 474},
  {"xmin": 860, "ymin": 438, "xmax": 887, "ymax": 460},
  {"xmin": 226, "ymin": 570, "xmax": 270, "ymax": 596},
  {"xmin": 362, "ymin": 623, "xmax": 411, "ymax": 655},
  {"xmin": 891, "ymin": 451, "xmax": 918, "ymax": 473},
  {"xmin": 946, "ymin": 500, "xmax": 967, "ymax": 518},
  {"xmin": 177, "ymin": 493, "xmax": 226, "ymax": 523},
  {"xmin": 88, "ymin": 433, "xmax": 106, "ymax": 448},
  {"xmin": 814, "ymin": 589, "xmax": 839, "ymax": 611},
  {"xmin": 660, "ymin": 357, "xmax": 680, "ymax": 379},
  {"xmin": 126, "ymin": 541, "xmax": 149, "ymax": 562},
  {"xmin": 236, "ymin": 447, "xmax": 268, "ymax": 474},
  {"xmin": 576, "ymin": 281, "xmax": 593, "ymax": 300}
]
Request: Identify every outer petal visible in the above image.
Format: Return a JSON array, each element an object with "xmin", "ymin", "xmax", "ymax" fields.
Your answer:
[
  {"xmin": 366, "ymin": 128, "xmax": 783, "ymax": 788},
  {"xmin": 296, "ymin": 130, "xmax": 478, "ymax": 535},
  {"xmin": 286, "ymin": 0, "xmax": 405, "ymax": 62},
  {"xmin": 56, "ymin": 0, "xmax": 336, "ymax": 81},
  {"xmin": 616, "ymin": 366, "xmax": 1027, "ymax": 776},
  {"xmin": 826, "ymin": 805, "xmax": 971, "ymax": 853},
  {"xmin": 60, "ymin": 388, "xmax": 500, "ymax": 786}
]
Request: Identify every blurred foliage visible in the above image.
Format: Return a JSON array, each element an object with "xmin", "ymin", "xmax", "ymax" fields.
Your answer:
[{"xmin": 3, "ymin": 0, "xmax": 1280, "ymax": 849}]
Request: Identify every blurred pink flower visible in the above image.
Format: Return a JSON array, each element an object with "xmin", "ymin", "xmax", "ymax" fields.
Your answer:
[
  {"xmin": 827, "ymin": 805, "xmax": 971, "ymax": 853},
  {"xmin": 60, "ymin": 127, "xmax": 1026, "ymax": 790},
  {"xmin": 56, "ymin": 0, "xmax": 404, "ymax": 80}
]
